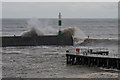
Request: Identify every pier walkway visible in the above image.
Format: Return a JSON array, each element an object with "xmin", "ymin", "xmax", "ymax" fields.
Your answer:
[{"xmin": 66, "ymin": 49, "xmax": 120, "ymax": 70}]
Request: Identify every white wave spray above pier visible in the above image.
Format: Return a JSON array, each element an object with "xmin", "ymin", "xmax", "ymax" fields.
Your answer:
[{"xmin": 21, "ymin": 18, "xmax": 86, "ymax": 44}]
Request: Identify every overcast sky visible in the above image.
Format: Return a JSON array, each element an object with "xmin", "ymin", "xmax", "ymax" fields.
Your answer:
[{"xmin": 2, "ymin": 2, "xmax": 118, "ymax": 18}]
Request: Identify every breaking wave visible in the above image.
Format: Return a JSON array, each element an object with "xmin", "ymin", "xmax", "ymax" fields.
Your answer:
[
  {"xmin": 80, "ymin": 38, "xmax": 118, "ymax": 47},
  {"xmin": 21, "ymin": 18, "xmax": 57, "ymax": 36},
  {"xmin": 21, "ymin": 18, "xmax": 86, "ymax": 44},
  {"xmin": 20, "ymin": 19, "xmax": 118, "ymax": 46},
  {"xmin": 21, "ymin": 27, "xmax": 43, "ymax": 37}
]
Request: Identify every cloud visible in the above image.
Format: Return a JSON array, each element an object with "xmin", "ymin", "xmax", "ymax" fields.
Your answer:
[{"xmin": 2, "ymin": 2, "xmax": 118, "ymax": 18}]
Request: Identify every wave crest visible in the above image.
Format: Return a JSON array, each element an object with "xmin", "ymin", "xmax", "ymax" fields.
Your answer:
[{"xmin": 21, "ymin": 19, "xmax": 86, "ymax": 44}]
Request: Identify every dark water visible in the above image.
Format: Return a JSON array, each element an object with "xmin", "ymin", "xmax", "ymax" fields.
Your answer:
[
  {"xmin": 1, "ymin": 18, "xmax": 119, "ymax": 78},
  {"xmin": 2, "ymin": 46, "xmax": 104, "ymax": 78},
  {"xmin": 2, "ymin": 18, "xmax": 118, "ymax": 39}
]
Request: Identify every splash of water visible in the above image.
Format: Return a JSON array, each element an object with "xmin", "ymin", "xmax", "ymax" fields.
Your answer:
[
  {"xmin": 21, "ymin": 18, "xmax": 57, "ymax": 36},
  {"xmin": 73, "ymin": 27, "xmax": 86, "ymax": 43},
  {"xmin": 21, "ymin": 18, "xmax": 86, "ymax": 44},
  {"xmin": 62, "ymin": 27, "xmax": 86, "ymax": 44}
]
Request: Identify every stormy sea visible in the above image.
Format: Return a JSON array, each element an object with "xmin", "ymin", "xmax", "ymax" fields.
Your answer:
[{"xmin": 1, "ymin": 18, "xmax": 119, "ymax": 78}]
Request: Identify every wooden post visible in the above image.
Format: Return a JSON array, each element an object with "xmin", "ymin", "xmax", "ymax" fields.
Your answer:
[
  {"xmin": 88, "ymin": 58, "xmax": 90, "ymax": 67},
  {"xmin": 66, "ymin": 54, "xmax": 69, "ymax": 64},
  {"xmin": 117, "ymin": 59, "xmax": 119, "ymax": 69},
  {"xmin": 106, "ymin": 59, "xmax": 109, "ymax": 69},
  {"xmin": 66, "ymin": 53, "xmax": 120, "ymax": 70},
  {"xmin": 82, "ymin": 57, "xmax": 85, "ymax": 65},
  {"xmin": 79, "ymin": 57, "xmax": 82, "ymax": 65}
]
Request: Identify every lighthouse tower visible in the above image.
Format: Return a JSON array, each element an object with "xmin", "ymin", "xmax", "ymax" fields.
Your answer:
[{"xmin": 58, "ymin": 12, "xmax": 62, "ymax": 35}]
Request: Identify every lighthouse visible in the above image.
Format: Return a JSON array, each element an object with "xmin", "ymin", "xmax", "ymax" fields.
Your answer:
[{"xmin": 58, "ymin": 12, "xmax": 62, "ymax": 35}]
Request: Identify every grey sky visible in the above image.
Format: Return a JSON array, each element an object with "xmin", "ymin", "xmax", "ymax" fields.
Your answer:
[{"xmin": 2, "ymin": 2, "xmax": 118, "ymax": 18}]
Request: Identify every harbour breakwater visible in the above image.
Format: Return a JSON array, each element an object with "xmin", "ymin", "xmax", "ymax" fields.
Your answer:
[{"xmin": 1, "ymin": 34, "xmax": 73, "ymax": 47}]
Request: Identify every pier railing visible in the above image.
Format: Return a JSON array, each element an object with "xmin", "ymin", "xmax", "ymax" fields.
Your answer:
[{"xmin": 66, "ymin": 48, "xmax": 120, "ymax": 70}]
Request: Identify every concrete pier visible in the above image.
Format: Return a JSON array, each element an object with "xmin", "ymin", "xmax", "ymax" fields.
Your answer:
[
  {"xmin": 1, "ymin": 34, "xmax": 73, "ymax": 47},
  {"xmin": 66, "ymin": 53, "xmax": 120, "ymax": 70}
]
